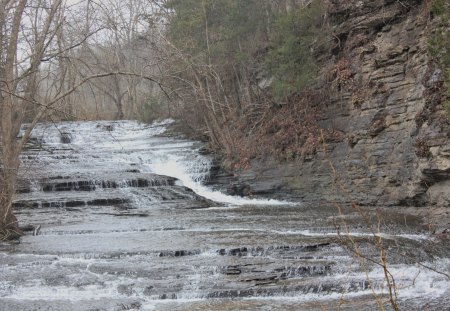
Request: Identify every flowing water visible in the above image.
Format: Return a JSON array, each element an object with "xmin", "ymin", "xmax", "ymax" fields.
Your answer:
[{"xmin": 0, "ymin": 120, "xmax": 449, "ymax": 311}]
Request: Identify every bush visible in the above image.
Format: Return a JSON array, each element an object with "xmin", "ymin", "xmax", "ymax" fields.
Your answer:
[
  {"xmin": 428, "ymin": 0, "xmax": 450, "ymax": 120},
  {"xmin": 266, "ymin": 1, "xmax": 330, "ymax": 99},
  {"xmin": 140, "ymin": 95, "xmax": 168, "ymax": 123}
]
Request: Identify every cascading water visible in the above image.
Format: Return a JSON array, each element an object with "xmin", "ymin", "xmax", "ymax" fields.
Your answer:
[
  {"xmin": 147, "ymin": 150, "xmax": 290, "ymax": 206},
  {"xmin": 0, "ymin": 120, "xmax": 448, "ymax": 311}
]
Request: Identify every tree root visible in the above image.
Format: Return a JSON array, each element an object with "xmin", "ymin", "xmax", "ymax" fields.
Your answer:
[{"xmin": 0, "ymin": 227, "xmax": 23, "ymax": 242}]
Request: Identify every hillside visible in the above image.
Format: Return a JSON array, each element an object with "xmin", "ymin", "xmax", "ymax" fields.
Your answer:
[{"xmin": 166, "ymin": 0, "xmax": 450, "ymax": 209}]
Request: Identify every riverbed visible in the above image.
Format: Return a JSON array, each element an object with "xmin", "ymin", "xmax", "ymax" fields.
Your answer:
[{"xmin": 0, "ymin": 120, "xmax": 449, "ymax": 310}]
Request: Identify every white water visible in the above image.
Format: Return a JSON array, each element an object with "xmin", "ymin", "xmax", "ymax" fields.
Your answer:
[
  {"xmin": 4, "ymin": 256, "xmax": 448, "ymax": 304},
  {"xmin": 25, "ymin": 119, "xmax": 291, "ymax": 206},
  {"xmin": 278, "ymin": 229, "xmax": 433, "ymax": 241},
  {"xmin": 5, "ymin": 119, "xmax": 449, "ymax": 311},
  {"xmin": 147, "ymin": 151, "xmax": 292, "ymax": 206},
  {"xmin": 139, "ymin": 120, "xmax": 292, "ymax": 205},
  {"xmin": 5, "ymin": 267, "xmax": 448, "ymax": 311}
]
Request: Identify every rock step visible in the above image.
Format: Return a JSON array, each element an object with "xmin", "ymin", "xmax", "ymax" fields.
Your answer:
[
  {"xmin": 200, "ymin": 279, "xmax": 381, "ymax": 299},
  {"xmin": 40, "ymin": 177, "xmax": 176, "ymax": 192},
  {"xmin": 13, "ymin": 185, "xmax": 215, "ymax": 210},
  {"xmin": 11, "ymin": 243, "xmax": 337, "ymax": 260},
  {"xmin": 15, "ymin": 173, "xmax": 178, "ymax": 193},
  {"xmin": 217, "ymin": 243, "xmax": 332, "ymax": 257},
  {"xmin": 13, "ymin": 197, "xmax": 131, "ymax": 209}
]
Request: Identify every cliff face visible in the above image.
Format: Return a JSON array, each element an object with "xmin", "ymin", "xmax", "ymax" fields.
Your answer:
[{"xmin": 210, "ymin": 0, "xmax": 450, "ymax": 207}]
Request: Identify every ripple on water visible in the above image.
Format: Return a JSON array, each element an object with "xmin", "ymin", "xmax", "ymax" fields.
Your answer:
[{"xmin": 1, "ymin": 120, "xmax": 448, "ymax": 311}]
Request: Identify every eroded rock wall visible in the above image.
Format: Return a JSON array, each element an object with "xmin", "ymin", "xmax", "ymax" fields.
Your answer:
[{"xmin": 211, "ymin": 0, "xmax": 450, "ymax": 207}]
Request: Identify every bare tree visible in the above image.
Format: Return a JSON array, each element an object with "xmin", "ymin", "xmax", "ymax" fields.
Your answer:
[
  {"xmin": 0, "ymin": 0, "xmax": 66, "ymax": 238},
  {"xmin": 74, "ymin": 0, "xmax": 163, "ymax": 120},
  {"xmin": 0, "ymin": 0, "xmax": 163, "ymax": 238}
]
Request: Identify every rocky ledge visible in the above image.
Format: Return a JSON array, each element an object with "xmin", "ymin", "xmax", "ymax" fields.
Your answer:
[{"xmin": 207, "ymin": 0, "xmax": 449, "ymax": 223}]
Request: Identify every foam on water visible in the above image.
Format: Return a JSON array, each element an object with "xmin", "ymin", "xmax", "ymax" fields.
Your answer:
[
  {"xmin": 25, "ymin": 119, "xmax": 291, "ymax": 206},
  {"xmin": 275, "ymin": 229, "xmax": 433, "ymax": 241},
  {"xmin": 148, "ymin": 152, "xmax": 291, "ymax": 206},
  {"xmin": 7, "ymin": 119, "xmax": 449, "ymax": 310},
  {"xmin": 4, "ymin": 258, "xmax": 448, "ymax": 301}
]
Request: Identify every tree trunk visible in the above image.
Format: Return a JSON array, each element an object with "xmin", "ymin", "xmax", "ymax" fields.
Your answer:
[
  {"xmin": 0, "ymin": 145, "xmax": 22, "ymax": 239},
  {"xmin": 114, "ymin": 76, "xmax": 124, "ymax": 120},
  {"xmin": 0, "ymin": 0, "xmax": 27, "ymax": 240},
  {"xmin": 115, "ymin": 103, "xmax": 124, "ymax": 120}
]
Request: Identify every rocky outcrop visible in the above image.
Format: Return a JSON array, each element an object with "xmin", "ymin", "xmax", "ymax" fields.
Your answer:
[{"xmin": 210, "ymin": 0, "xmax": 450, "ymax": 207}]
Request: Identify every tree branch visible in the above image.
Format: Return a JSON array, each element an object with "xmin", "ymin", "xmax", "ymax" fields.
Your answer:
[{"xmin": 17, "ymin": 71, "xmax": 167, "ymax": 151}]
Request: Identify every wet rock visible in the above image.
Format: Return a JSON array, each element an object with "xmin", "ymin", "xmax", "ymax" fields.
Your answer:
[
  {"xmin": 65, "ymin": 207, "xmax": 81, "ymax": 212},
  {"xmin": 39, "ymin": 174, "xmax": 178, "ymax": 192},
  {"xmin": 16, "ymin": 181, "xmax": 31, "ymax": 194},
  {"xmin": 97, "ymin": 124, "xmax": 114, "ymax": 131},
  {"xmin": 220, "ymin": 266, "xmax": 242, "ymax": 275},
  {"xmin": 115, "ymin": 302, "xmax": 141, "ymax": 311},
  {"xmin": 227, "ymin": 247, "xmax": 248, "ymax": 256},
  {"xmin": 88, "ymin": 198, "xmax": 130, "ymax": 206},
  {"xmin": 117, "ymin": 284, "xmax": 135, "ymax": 296},
  {"xmin": 279, "ymin": 264, "xmax": 332, "ymax": 277},
  {"xmin": 240, "ymin": 274, "xmax": 278, "ymax": 284},
  {"xmin": 42, "ymin": 180, "xmax": 96, "ymax": 192},
  {"xmin": 65, "ymin": 200, "xmax": 86, "ymax": 207},
  {"xmin": 158, "ymin": 249, "xmax": 201, "ymax": 257},
  {"xmin": 437, "ymin": 228, "xmax": 450, "ymax": 240},
  {"xmin": 229, "ymin": 183, "xmax": 252, "ymax": 196},
  {"xmin": 100, "ymin": 212, "xmax": 149, "ymax": 217},
  {"xmin": 304, "ymin": 242, "xmax": 331, "ymax": 251},
  {"xmin": 143, "ymin": 286, "xmax": 154, "ymax": 296},
  {"xmin": 159, "ymin": 293, "xmax": 177, "ymax": 300},
  {"xmin": 125, "ymin": 169, "xmax": 140, "ymax": 173},
  {"xmin": 60, "ymin": 132, "xmax": 72, "ymax": 144},
  {"xmin": 18, "ymin": 224, "xmax": 34, "ymax": 232}
]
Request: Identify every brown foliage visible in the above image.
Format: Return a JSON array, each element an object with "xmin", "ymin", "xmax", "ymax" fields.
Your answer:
[
  {"xmin": 330, "ymin": 58, "xmax": 354, "ymax": 91},
  {"xmin": 415, "ymin": 138, "xmax": 432, "ymax": 158},
  {"xmin": 221, "ymin": 90, "xmax": 345, "ymax": 170},
  {"xmin": 324, "ymin": 0, "xmax": 357, "ymax": 14}
]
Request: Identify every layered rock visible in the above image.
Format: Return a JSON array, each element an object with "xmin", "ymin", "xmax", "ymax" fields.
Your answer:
[{"xmin": 210, "ymin": 0, "xmax": 450, "ymax": 207}]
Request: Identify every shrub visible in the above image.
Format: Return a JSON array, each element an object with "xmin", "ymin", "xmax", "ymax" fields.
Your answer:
[
  {"xmin": 266, "ymin": 1, "xmax": 330, "ymax": 99},
  {"xmin": 140, "ymin": 95, "xmax": 168, "ymax": 123},
  {"xmin": 428, "ymin": 0, "xmax": 450, "ymax": 121}
]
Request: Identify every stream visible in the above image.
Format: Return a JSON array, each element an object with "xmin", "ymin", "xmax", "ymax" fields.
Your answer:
[{"xmin": 0, "ymin": 120, "xmax": 449, "ymax": 311}]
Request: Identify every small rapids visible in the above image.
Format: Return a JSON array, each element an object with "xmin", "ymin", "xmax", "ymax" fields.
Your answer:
[
  {"xmin": 0, "ymin": 120, "xmax": 449, "ymax": 311},
  {"xmin": 148, "ymin": 152, "xmax": 290, "ymax": 206}
]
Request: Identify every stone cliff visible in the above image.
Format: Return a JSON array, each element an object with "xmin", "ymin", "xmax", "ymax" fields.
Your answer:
[{"xmin": 209, "ymin": 0, "xmax": 450, "ymax": 208}]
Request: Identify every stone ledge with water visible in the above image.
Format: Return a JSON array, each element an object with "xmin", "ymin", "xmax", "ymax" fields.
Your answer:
[{"xmin": 0, "ymin": 120, "xmax": 449, "ymax": 311}]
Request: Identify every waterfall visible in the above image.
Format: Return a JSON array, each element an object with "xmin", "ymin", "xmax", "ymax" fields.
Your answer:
[{"xmin": 1, "ymin": 119, "xmax": 447, "ymax": 311}]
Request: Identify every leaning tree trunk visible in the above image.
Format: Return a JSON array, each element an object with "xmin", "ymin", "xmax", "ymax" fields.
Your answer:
[
  {"xmin": 0, "ymin": 72, "xmax": 23, "ymax": 240},
  {"xmin": 0, "ymin": 0, "xmax": 27, "ymax": 240},
  {"xmin": 0, "ymin": 145, "xmax": 22, "ymax": 240}
]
